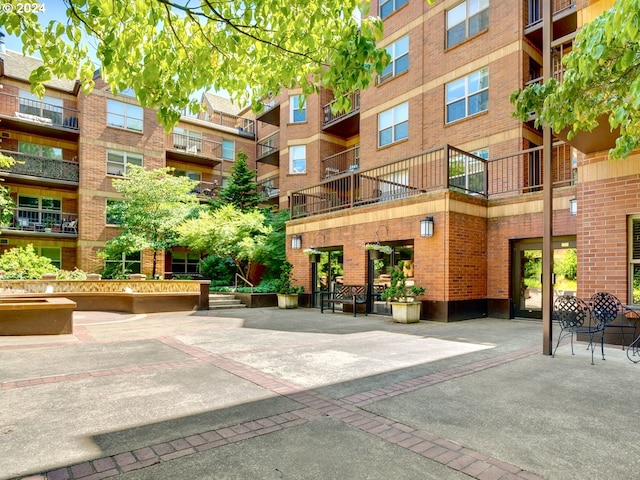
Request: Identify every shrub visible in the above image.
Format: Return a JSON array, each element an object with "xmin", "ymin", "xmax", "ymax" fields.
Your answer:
[
  {"xmin": 56, "ymin": 268, "xmax": 88, "ymax": 280},
  {"xmin": 0, "ymin": 245, "xmax": 58, "ymax": 279},
  {"xmin": 200, "ymin": 255, "xmax": 236, "ymax": 286}
]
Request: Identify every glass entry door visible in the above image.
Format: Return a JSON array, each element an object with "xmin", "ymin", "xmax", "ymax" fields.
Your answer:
[
  {"xmin": 311, "ymin": 249, "xmax": 343, "ymax": 307},
  {"xmin": 512, "ymin": 238, "xmax": 576, "ymax": 319}
]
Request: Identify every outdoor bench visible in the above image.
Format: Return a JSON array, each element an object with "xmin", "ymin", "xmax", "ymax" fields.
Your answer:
[{"xmin": 321, "ymin": 284, "xmax": 368, "ymax": 317}]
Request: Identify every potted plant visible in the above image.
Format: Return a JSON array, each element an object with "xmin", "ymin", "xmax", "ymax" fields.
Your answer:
[
  {"xmin": 275, "ymin": 261, "xmax": 304, "ymax": 309},
  {"xmin": 381, "ymin": 261, "xmax": 425, "ymax": 323}
]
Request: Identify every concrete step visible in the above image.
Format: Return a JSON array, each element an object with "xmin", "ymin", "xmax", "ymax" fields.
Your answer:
[
  {"xmin": 208, "ymin": 293, "xmax": 246, "ymax": 309},
  {"xmin": 209, "ymin": 303, "xmax": 246, "ymax": 310},
  {"xmin": 210, "ymin": 298, "xmax": 242, "ymax": 305}
]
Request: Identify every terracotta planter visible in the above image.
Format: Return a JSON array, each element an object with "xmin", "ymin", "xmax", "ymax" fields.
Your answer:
[
  {"xmin": 391, "ymin": 302, "xmax": 421, "ymax": 323},
  {"xmin": 277, "ymin": 293, "xmax": 299, "ymax": 309}
]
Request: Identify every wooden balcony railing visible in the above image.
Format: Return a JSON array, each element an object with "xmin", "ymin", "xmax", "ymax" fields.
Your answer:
[
  {"xmin": 4, "ymin": 209, "xmax": 78, "ymax": 235},
  {"xmin": 322, "ymin": 145, "xmax": 360, "ymax": 178},
  {"xmin": 0, "ymin": 150, "xmax": 79, "ymax": 183},
  {"xmin": 290, "ymin": 143, "xmax": 574, "ymax": 219},
  {"xmin": 323, "ymin": 90, "xmax": 360, "ymax": 127},
  {"xmin": 0, "ymin": 92, "xmax": 79, "ymax": 130},
  {"xmin": 182, "ymin": 106, "xmax": 255, "ymax": 136},
  {"xmin": 168, "ymin": 132, "xmax": 222, "ymax": 159}
]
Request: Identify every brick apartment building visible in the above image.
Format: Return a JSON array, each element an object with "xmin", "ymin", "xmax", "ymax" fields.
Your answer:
[
  {"xmin": 0, "ymin": 0, "xmax": 636, "ymax": 322},
  {"xmin": 0, "ymin": 48, "xmax": 256, "ymax": 278},
  {"xmin": 255, "ymin": 0, "xmax": 639, "ymax": 321}
]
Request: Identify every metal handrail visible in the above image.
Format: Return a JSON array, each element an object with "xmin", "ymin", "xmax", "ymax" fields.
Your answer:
[{"xmin": 234, "ymin": 273, "xmax": 254, "ymax": 293}]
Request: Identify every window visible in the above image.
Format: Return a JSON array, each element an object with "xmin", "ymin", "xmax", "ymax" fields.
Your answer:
[
  {"xmin": 222, "ymin": 139, "xmax": 235, "ymax": 160},
  {"xmin": 380, "ymin": 36, "xmax": 409, "ymax": 83},
  {"xmin": 106, "ymin": 199, "xmax": 123, "ymax": 225},
  {"xmin": 378, "ymin": 102, "xmax": 408, "ymax": 147},
  {"xmin": 290, "ymin": 145, "xmax": 306, "ymax": 174},
  {"xmin": 171, "ymin": 252, "xmax": 200, "ymax": 275},
  {"xmin": 631, "ymin": 217, "xmax": 640, "ymax": 303},
  {"xmin": 290, "ymin": 95, "xmax": 307, "ymax": 123},
  {"xmin": 18, "ymin": 91, "xmax": 63, "ymax": 125},
  {"xmin": 38, "ymin": 247, "xmax": 61, "ymax": 269},
  {"xmin": 107, "ymin": 150, "xmax": 143, "ymax": 176},
  {"xmin": 105, "ymin": 252, "xmax": 141, "ymax": 277},
  {"xmin": 107, "ymin": 99, "xmax": 143, "ymax": 132},
  {"xmin": 446, "ymin": 67, "xmax": 489, "ymax": 123},
  {"xmin": 18, "ymin": 142, "xmax": 62, "ymax": 159},
  {"xmin": 380, "ymin": 0, "xmax": 408, "ymax": 19},
  {"xmin": 172, "ymin": 127, "xmax": 202, "ymax": 153},
  {"xmin": 447, "ymin": 0, "xmax": 489, "ymax": 48},
  {"xmin": 17, "ymin": 195, "xmax": 62, "ymax": 227}
]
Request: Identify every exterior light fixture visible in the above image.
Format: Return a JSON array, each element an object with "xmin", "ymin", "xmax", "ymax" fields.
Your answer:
[
  {"xmin": 291, "ymin": 235, "xmax": 302, "ymax": 249},
  {"xmin": 569, "ymin": 197, "xmax": 577, "ymax": 216},
  {"xmin": 420, "ymin": 216, "xmax": 434, "ymax": 237}
]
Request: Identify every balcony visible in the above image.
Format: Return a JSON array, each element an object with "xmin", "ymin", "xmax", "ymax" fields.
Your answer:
[
  {"xmin": 0, "ymin": 150, "xmax": 79, "ymax": 188},
  {"xmin": 256, "ymin": 101, "xmax": 280, "ymax": 127},
  {"xmin": 322, "ymin": 91, "xmax": 360, "ymax": 138},
  {"xmin": 191, "ymin": 180, "xmax": 220, "ymax": 201},
  {"xmin": 180, "ymin": 106, "xmax": 255, "ymax": 139},
  {"xmin": 166, "ymin": 133, "xmax": 223, "ymax": 167},
  {"xmin": 524, "ymin": 0, "xmax": 577, "ymax": 48},
  {"xmin": 322, "ymin": 145, "xmax": 360, "ymax": 178},
  {"xmin": 0, "ymin": 92, "xmax": 79, "ymax": 140},
  {"xmin": 290, "ymin": 143, "xmax": 574, "ymax": 219},
  {"xmin": 257, "ymin": 132, "xmax": 280, "ymax": 166},
  {"xmin": 2, "ymin": 209, "xmax": 78, "ymax": 237},
  {"xmin": 258, "ymin": 177, "xmax": 280, "ymax": 204}
]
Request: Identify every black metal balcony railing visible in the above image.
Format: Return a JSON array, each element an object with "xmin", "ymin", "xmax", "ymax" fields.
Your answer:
[
  {"xmin": 0, "ymin": 92, "xmax": 79, "ymax": 130},
  {"xmin": 323, "ymin": 90, "xmax": 360, "ymax": 127},
  {"xmin": 3, "ymin": 209, "xmax": 78, "ymax": 235},
  {"xmin": 526, "ymin": 0, "xmax": 575, "ymax": 28},
  {"xmin": 322, "ymin": 145, "xmax": 360, "ymax": 178},
  {"xmin": 290, "ymin": 143, "xmax": 575, "ymax": 219},
  {"xmin": 0, "ymin": 150, "xmax": 79, "ymax": 183},
  {"xmin": 168, "ymin": 133, "xmax": 222, "ymax": 158}
]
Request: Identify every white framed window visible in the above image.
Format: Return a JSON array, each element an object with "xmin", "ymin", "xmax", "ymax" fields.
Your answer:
[
  {"xmin": 380, "ymin": 36, "xmax": 409, "ymax": 83},
  {"xmin": 378, "ymin": 102, "xmax": 408, "ymax": 147},
  {"xmin": 107, "ymin": 150, "xmax": 143, "ymax": 176},
  {"xmin": 172, "ymin": 127, "xmax": 202, "ymax": 153},
  {"xmin": 446, "ymin": 67, "xmax": 489, "ymax": 123},
  {"xmin": 222, "ymin": 139, "xmax": 235, "ymax": 160},
  {"xmin": 447, "ymin": 0, "xmax": 490, "ymax": 48},
  {"xmin": 107, "ymin": 99, "xmax": 143, "ymax": 132},
  {"xmin": 290, "ymin": 95, "xmax": 307, "ymax": 123},
  {"xmin": 380, "ymin": 0, "xmax": 408, "ymax": 19},
  {"xmin": 171, "ymin": 252, "xmax": 201, "ymax": 275},
  {"xmin": 18, "ymin": 142, "xmax": 62, "ymax": 159},
  {"xmin": 290, "ymin": 145, "xmax": 306, "ymax": 174},
  {"xmin": 17, "ymin": 195, "xmax": 62, "ymax": 227},
  {"xmin": 18, "ymin": 90, "xmax": 63, "ymax": 125}
]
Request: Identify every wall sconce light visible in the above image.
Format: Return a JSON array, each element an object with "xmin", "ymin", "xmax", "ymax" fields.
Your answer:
[
  {"xmin": 569, "ymin": 197, "xmax": 577, "ymax": 216},
  {"xmin": 420, "ymin": 216, "xmax": 434, "ymax": 237},
  {"xmin": 291, "ymin": 235, "xmax": 302, "ymax": 249}
]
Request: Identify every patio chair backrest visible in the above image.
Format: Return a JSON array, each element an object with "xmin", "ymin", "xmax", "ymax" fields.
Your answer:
[
  {"xmin": 553, "ymin": 295, "xmax": 589, "ymax": 329},
  {"xmin": 590, "ymin": 292, "xmax": 622, "ymax": 326}
]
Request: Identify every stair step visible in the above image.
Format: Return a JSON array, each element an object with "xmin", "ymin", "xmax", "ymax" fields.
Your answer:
[
  {"xmin": 210, "ymin": 299, "xmax": 242, "ymax": 305},
  {"xmin": 209, "ymin": 304, "xmax": 246, "ymax": 309}
]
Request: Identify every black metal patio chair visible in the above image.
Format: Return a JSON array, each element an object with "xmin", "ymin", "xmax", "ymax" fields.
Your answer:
[
  {"xmin": 589, "ymin": 292, "xmax": 638, "ymax": 351},
  {"xmin": 553, "ymin": 294, "xmax": 605, "ymax": 365}
]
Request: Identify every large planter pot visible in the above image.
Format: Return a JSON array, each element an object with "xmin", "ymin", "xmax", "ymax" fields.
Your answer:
[
  {"xmin": 277, "ymin": 293, "xmax": 299, "ymax": 309},
  {"xmin": 391, "ymin": 301, "xmax": 421, "ymax": 323}
]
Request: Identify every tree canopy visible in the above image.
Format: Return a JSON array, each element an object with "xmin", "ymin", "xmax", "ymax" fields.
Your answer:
[
  {"xmin": 1, "ymin": 0, "xmax": 405, "ymax": 128},
  {"xmin": 511, "ymin": 0, "xmax": 640, "ymax": 159},
  {"xmin": 105, "ymin": 165, "xmax": 200, "ymax": 277}
]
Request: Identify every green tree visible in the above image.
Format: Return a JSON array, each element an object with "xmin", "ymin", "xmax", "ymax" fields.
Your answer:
[
  {"xmin": 0, "ymin": 0, "xmax": 443, "ymax": 129},
  {"xmin": 106, "ymin": 165, "xmax": 200, "ymax": 277},
  {"xmin": 177, "ymin": 204, "xmax": 271, "ymax": 280},
  {"xmin": 215, "ymin": 151, "xmax": 261, "ymax": 212},
  {"xmin": 0, "ymin": 244, "xmax": 57, "ymax": 279},
  {"xmin": 0, "ymin": 153, "xmax": 16, "ymax": 228},
  {"xmin": 511, "ymin": 0, "xmax": 640, "ymax": 159},
  {"xmin": 254, "ymin": 209, "xmax": 289, "ymax": 280}
]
